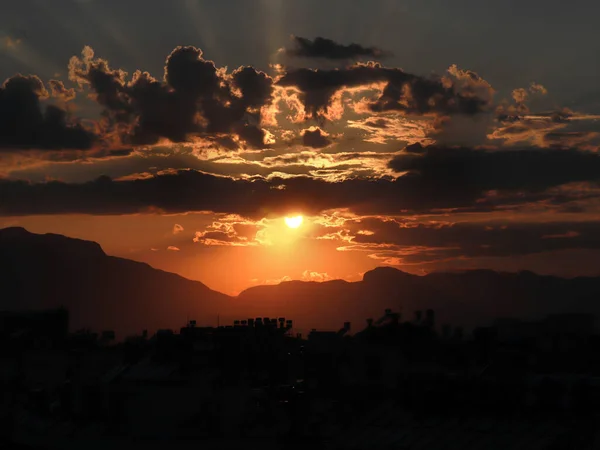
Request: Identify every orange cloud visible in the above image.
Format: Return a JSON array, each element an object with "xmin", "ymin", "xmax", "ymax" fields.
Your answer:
[{"xmin": 301, "ymin": 270, "xmax": 333, "ymax": 282}]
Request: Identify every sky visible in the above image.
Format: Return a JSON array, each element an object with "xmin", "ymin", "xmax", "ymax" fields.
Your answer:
[{"xmin": 1, "ymin": 0, "xmax": 600, "ymax": 295}]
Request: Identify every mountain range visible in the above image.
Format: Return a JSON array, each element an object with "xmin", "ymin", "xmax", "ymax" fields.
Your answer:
[{"xmin": 2, "ymin": 227, "xmax": 600, "ymax": 338}]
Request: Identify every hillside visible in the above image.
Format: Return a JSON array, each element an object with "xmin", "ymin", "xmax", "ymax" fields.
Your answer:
[{"xmin": 2, "ymin": 228, "xmax": 600, "ymax": 337}]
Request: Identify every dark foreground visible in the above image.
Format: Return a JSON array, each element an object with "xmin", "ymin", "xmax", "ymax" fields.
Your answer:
[{"xmin": 3, "ymin": 308, "xmax": 600, "ymax": 449}]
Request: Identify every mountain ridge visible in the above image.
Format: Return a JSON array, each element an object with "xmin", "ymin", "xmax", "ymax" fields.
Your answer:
[{"xmin": 2, "ymin": 227, "xmax": 600, "ymax": 336}]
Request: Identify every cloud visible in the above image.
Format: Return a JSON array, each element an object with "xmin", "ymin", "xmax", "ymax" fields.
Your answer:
[
  {"xmin": 253, "ymin": 275, "xmax": 292, "ymax": 286},
  {"xmin": 48, "ymin": 80, "xmax": 76, "ymax": 102},
  {"xmin": 67, "ymin": 45, "xmax": 275, "ymax": 149},
  {"xmin": 276, "ymin": 62, "xmax": 493, "ymax": 120},
  {"xmin": 2, "ymin": 142, "xmax": 600, "ymax": 217},
  {"xmin": 490, "ymin": 109, "xmax": 600, "ymax": 149},
  {"xmin": 283, "ymin": 36, "xmax": 388, "ymax": 60},
  {"xmin": 193, "ymin": 215, "xmax": 265, "ymax": 246},
  {"xmin": 173, "ymin": 224, "xmax": 184, "ymax": 234},
  {"xmin": 388, "ymin": 143, "xmax": 600, "ymax": 195},
  {"xmin": 346, "ymin": 116, "xmax": 435, "ymax": 145},
  {"xmin": 0, "ymin": 75, "xmax": 96, "ymax": 150},
  {"xmin": 542, "ymin": 230, "xmax": 580, "ymax": 239},
  {"xmin": 2, "ymin": 36, "xmax": 22, "ymax": 49},
  {"xmin": 167, "ymin": 246, "xmax": 180, "ymax": 251},
  {"xmin": 318, "ymin": 216, "xmax": 600, "ymax": 265},
  {"xmin": 510, "ymin": 85, "xmax": 545, "ymax": 113},
  {"xmin": 301, "ymin": 270, "xmax": 333, "ymax": 282},
  {"xmin": 302, "ymin": 126, "xmax": 331, "ymax": 148}
]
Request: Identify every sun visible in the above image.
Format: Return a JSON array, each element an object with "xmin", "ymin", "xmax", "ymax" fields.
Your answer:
[{"xmin": 284, "ymin": 215, "xmax": 303, "ymax": 229}]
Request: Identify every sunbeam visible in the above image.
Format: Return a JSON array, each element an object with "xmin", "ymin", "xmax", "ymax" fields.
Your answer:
[
  {"xmin": 0, "ymin": 40, "xmax": 62, "ymax": 77},
  {"xmin": 76, "ymin": 1, "xmax": 144, "ymax": 69},
  {"xmin": 260, "ymin": 0, "xmax": 286, "ymax": 65},
  {"xmin": 181, "ymin": 0, "xmax": 222, "ymax": 61}
]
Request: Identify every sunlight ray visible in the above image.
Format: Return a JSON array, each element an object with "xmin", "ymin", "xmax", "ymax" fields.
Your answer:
[
  {"xmin": 1, "ymin": 41, "xmax": 63, "ymax": 77},
  {"xmin": 35, "ymin": 1, "xmax": 89, "ymax": 42},
  {"xmin": 77, "ymin": 1, "xmax": 144, "ymax": 69},
  {"xmin": 260, "ymin": 0, "xmax": 286, "ymax": 65},
  {"xmin": 181, "ymin": 0, "xmax": 222, "ymax": 61}
]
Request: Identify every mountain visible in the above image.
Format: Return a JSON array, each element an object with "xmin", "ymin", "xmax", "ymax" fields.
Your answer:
[
  {"xmin": 0, "ymin": 227, "xmax": 232, "ymax": 337},
  {"xmin": 237, "ymin": 266, "xmax": 600, "ymax": 332},
  {"xmin": 2, "ymin": 227, "xmax": 600, "ymax": 338}
]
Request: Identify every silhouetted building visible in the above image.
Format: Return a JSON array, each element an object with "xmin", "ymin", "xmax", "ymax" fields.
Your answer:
[{"xmin": 0, "ymin": 308, "xmax": 69, "ymax": 348}]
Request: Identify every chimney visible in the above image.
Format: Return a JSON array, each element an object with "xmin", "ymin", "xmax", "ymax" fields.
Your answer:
[{"xmin": 338, "ymin": 322, "xmax": 351, "ymax": 336}]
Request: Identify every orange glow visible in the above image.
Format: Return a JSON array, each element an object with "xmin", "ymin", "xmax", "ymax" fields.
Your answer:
[{"xmin": 284, "ymin": 215, "xmax": 303, "ymax": 229}]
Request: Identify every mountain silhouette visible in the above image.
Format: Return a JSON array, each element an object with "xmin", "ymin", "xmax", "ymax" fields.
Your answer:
[
  {"xmin": 238, "ymin": 266, "xmax": 600, "ymax": 332},
  {"xmin": 0, "ymin": 227, "xmax": 232, "ymax": 337},
  {"xmin": 2, "ymin": 227, "xmax": 600, "ymax": 337}
]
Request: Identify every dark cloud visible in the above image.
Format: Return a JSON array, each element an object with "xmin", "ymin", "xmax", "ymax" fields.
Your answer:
[
  {"xmin": 302, "ymin": 127, "xmax": 331, "ymax": 148},
  {"xmin": 237, "ymin": 124, "xmax": 267, "ymax": 148},
  {"xmin": 68, "ymin": 46, "xmax": 274, "ymax": 148},
  {"xmin": 0, "ymin": 43, "xmax": 496, "ymax": 155},
  {"xmin": 0, "ymin": 75, "xmax": 95, "ymax": 150},
  {"xmin": 284, "ymin": 36, "xmax": 388, "ymax": 60},
  {"xmin": 2, "ymin": 144, "xmax": 599, "ymax": 217},
  {"xmin": 164, "ymin": 46, "xmax": 220, "ymax": 98},
  {"xmin": 389, "ymin": 143, "xmax": 600, "ymax": 193},
  {"xmin": 492, "ymin": 109, "xmax": 600, "ymax": 148},
  {"xmin": 231, "ymin": 66, "xmax": 274, "ymax": 108},
  {"xmin": 339, "ymin": 218, "xmax": 600, "ymax": 264},
  {"xmin": 277, "ymin": 62, "xmax": 493, "ymax": 120},
  {"xmin": 360, "ymin": 219, "xmax": 600, "ymax": 254},
  {"xmin": 364, "ymin": 118, "xmax": 389, "ymax": 128},
  {"xmin": 543, "ymin": 131, "xmax": 599, "ymax": 148},
  {"xmin": 497, "ymin": 109, "xmax": 574, "ymax": 125}
]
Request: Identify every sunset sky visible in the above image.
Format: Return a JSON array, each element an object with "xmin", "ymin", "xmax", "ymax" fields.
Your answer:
[{"xmin": 1, "ymin": 0, "xmax": 600, "ymax": 295}]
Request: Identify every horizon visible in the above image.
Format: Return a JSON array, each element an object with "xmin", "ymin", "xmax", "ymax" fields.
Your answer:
[
  {"xmin": 5, "ymin": 226, "xmax": 600, "ymax": 299},
  {"xmin": 6, "ymin": 223, "xmax": 600, "ymax": 340}
]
